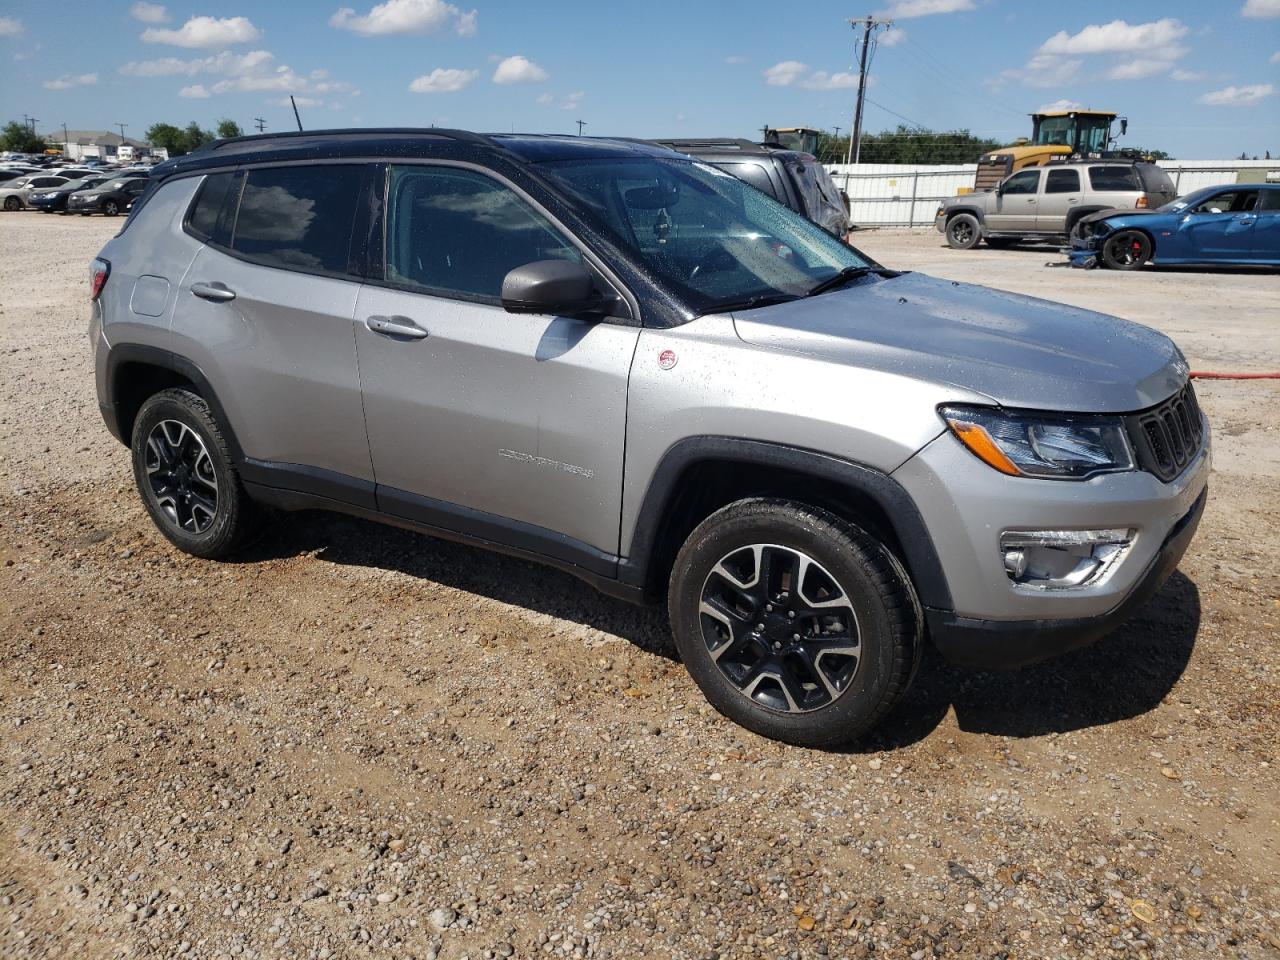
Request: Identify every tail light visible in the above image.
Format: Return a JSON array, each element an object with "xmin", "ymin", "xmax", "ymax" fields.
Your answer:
[
  {"xmin": 1136, "ymin": 196, "xmax": 1149, "ymax": 208},
  {"xmin": 90, "ymin": 258, "xmax": 110, "ymax": 301}
]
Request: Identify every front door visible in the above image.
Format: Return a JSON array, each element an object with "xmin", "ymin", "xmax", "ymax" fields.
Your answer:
[
  {"xmin": 986, "ymin": 168, "xmax": 1041, "ymax": 232},
  {"xmin": 1177, "ymin": 188, "xmax": 1258, "ymax": 258},
  {"xmin": 354, "ymin": 163, "xmax": 639, "ymax": 564}
]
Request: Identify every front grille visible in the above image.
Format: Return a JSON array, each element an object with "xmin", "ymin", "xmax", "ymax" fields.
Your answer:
[{"xmin": 1126, "ymin": 382, "xmax": 1205, "ymax": 482}]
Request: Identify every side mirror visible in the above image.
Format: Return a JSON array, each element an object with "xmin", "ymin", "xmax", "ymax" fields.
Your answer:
[{"xmin": 501, "ymin": 260, "xmax": 602, "ymax": 317}]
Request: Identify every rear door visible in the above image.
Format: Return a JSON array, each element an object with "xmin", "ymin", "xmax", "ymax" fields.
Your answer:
[
  {"xmin": 1036, "ymin": 167, "xmax": 1082, "ymax": 232},
  {"xmin": 1251, "ymin": 187, "xmax": 1280, "ymax": 261},
  {"xmin": 354, "ymin": 163, "xmax": 639, "ymax": 563},
  {"xmin": 172, "ymin": 164, "xmax": 373, "ymax": 491},
  {"xmin": 986, "ymin": 169, "xmax": 1040, "ymax": 232}
]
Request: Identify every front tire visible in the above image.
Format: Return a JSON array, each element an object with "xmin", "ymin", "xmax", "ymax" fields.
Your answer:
[
  {"xmin": 945, "ymin": 213, "xmax": 981, "ymax": 249},
  {"xmin": 668, "ymin": 499, "xmax": 920, "ymax": 748},
  {"xmin": 1101, "ymin": 230, "xmax": 1152, "ymax": 270},
  {"xmin": 3, "ymin": 197, "xmax": 19, "ymax": 211},
  {"xmin": 102, "ymin": 199, "xmax": 120, "ymax": 216},
  {"xmin": 130, "ymin": 388, "xmax": 258, "ymax": 560}
]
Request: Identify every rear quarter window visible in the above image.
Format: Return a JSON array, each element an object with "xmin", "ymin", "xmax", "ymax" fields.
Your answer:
[
  {"xmin": 185, "ymin": 172, "xmax": 238, "ymax": 245},
  {"xmin": 1137, "ymin": 164, "xmax": 1176, "ymax": 195},
  {"xmin": 1088, "ymin": 166, "xmax": 1140, "ymax": 191}
]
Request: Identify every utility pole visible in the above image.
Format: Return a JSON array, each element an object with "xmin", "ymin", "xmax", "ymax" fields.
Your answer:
[
  {"xmin": 575, "ymin": 119, "xmax": 587, "ymax": 136},
  {"xmin": 845, "ymin": 15, "xmax": 893, "ymax": 166},
  {"xmin": 116, "ymin": 122, "xmax": 127, "ymax": 139},
  {"xmin": 62, "ymin": 122, "xmax": 69, "ymax": 158},
  {"xmin": 254, "ymin": 117, "xmax": 266, "ymax": 133}
]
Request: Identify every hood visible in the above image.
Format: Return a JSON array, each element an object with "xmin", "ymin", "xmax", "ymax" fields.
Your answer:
[{"xmin": 732, "ymin": 272, "xmax": 1185, "ymax": 413}]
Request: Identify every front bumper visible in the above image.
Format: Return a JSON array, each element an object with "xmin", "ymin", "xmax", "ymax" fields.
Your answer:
[
  {"xmin": 893, "ymin": 421, "xmax": 1210, "ymax": 668},
  {"xmin": 926, "ymin": 486, "xmax": 1205, "ymax": 668}
]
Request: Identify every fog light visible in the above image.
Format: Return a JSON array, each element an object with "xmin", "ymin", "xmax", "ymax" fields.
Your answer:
[{"xmin": 999, "ymin": 528, "xmax": 1132, "ymax": 590}]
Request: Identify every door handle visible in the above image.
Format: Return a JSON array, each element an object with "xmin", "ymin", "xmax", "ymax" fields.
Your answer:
[
  {"xmin": 190, "ymin": 281, "xmax": 236, "ymax": 303},
  {"xmin": 1066, "ymin": 198, "xmax": 1080, "ymax": 203},
  {"xmin": 366, "ymin": 315, "xmax": 428, "ymax": 340}
]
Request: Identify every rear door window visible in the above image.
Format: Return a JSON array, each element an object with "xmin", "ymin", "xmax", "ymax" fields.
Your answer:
[
  {"xmin": 231, "ymin": 165, "xmax": 363, "ymax": 275},
  {"xmin": 1045, "ymin": 169, "xmax": 1080, "ymax": 193},
  {"xmin": 1088, "ymin": 166, "xmax": 1140, "ymax": 191},
  {"xmin": 1259, "ymin": 189, "xmax": 1280, "ymax": 212},
  {"xmin": 384, "ymin": 164, "xmax": 581, "ymax": 302}
]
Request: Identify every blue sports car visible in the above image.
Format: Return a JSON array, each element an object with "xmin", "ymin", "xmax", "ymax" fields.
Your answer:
[{"xmin": 1067, "ymin": 183, "xmax": 1280, "ymax": 270}]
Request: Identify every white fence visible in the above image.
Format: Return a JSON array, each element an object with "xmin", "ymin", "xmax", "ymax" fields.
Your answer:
[{"xmin": 826, "ymin": 159, "xmax": 1280, "ymax": 228}]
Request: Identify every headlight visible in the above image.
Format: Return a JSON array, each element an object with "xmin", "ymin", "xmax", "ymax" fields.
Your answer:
[{"xmin": 940, "ymin": 405, "xmax": 1134, "ymax": 480}]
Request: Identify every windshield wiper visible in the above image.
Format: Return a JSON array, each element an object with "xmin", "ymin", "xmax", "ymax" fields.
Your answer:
[
  {"xmin": 803, "ymin": 265, "xmax": 875, "ymax": 298},
  {"xmin": 710, "ymin": 292, "xmax": 802, "ymax": 314}
]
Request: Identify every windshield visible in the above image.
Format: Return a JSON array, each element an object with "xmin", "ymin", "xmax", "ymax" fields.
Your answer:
[
  {"xmin": 1157, "ymin": 187, "xmax": 1217, "ymax": 213},
  {"xmin": 539, "ymin": 157, "xmax": 870, "ymax": 312},
  {"xmin": 102, "ymin": 178, "xmax": 134, "ymax": 190}
]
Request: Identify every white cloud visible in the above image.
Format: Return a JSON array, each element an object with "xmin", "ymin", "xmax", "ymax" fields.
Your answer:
[
  {"xmin": 993, "ymin": 53, "xmax": 1082, "ymax": 88},
  {"xmin": 536, "ymin": 92, "xmax": 554, "ymax": 105},
  {"xmin": 43, "ymin": 72, "xmax": 99, "ymax": 90},
  {"xmin": 130, "ymin": 2, "xmax": 169, "ymax": 23},
  {"xmin": 330, "ymin": 0, "xmax": 476, "ymax": 36},
  {"xmin": 724, "ymin": 55, "xmax": 746, "ymax": 65},
  {"xmin": 1039, "ymin": 18, "xmax": 1188, "ymax": 55},
  {"xmin": 1270, "ymin": 50, "xmax": 1280, "ymax": 63},
  {"xmin": 492, "ymin": 55, "xmax": 547, "ymax": 84},
  {"xmin": 1242, "ymin": 0, "xmax": 1280, "ymax": 16},
  {"xmin": 876, "ymin": 0, "xmax": 973, "ymax": 17},
  {"xmin": 1108, "ymin": 57, "xmax": 1188, "ymax": 80},
  {"xmin": 1171, "ymin": 68, "xmax": 1206, "ymax": 81},
  {"xmin": 408, "ymin": 67, "xmax": 477, "ymax": 92},
  {"xmin": 559, "ymin": 90, "xmax": 584, "ymax": 111},
  {"xmin": 120, "ymin": 49, "xmax": 274, "ymax": 77},
  {"xmin": 879, "ymin": 28, "xmax": 907, "ymax": 47},
  {"xmin": 763, "ymin": 60, "xmax": 860, "ymax": 90},
  {"xmin": 179, "ymin": 84, "xmax": 210, "ymax": 98},
  {"xmin": 1198, "ymin": 83, "xmax": 1274, "ymax": 105},
  {"xmin": 270, "ymin": 95, "xmax": 323, "ymax": 107},
  {"xmin": 122, "ymin": 47, "xmax": 356, "ymax": 100},
  {"xmin": 0, "ymin": 16, "xmax": 23, "ymax": 36},
  {"xmin": 1036, "ymin": 98, "xmax": 1083, "ymax": 112},
  {"xmin": 142, "ymin": 16, "xmax": 261, "ymax": 48}
]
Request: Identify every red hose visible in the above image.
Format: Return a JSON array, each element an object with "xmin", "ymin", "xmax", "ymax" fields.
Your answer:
[{"xmin": 1190, "ymin": 371, "xmax": 1280, "ymax": 380}]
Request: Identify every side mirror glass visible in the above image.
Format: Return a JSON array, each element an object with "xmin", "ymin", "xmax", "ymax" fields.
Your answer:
[{"xmin": 501, "ymin": 260, "xmax": 602, "ymax": 317}]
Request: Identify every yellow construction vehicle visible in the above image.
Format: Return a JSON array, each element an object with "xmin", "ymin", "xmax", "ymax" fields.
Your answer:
[{"xmin": 965, "ymin": 110, "xmax": 1127, "ymax": 193}]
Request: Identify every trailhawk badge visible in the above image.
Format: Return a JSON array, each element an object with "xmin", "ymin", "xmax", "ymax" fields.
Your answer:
[{"xmin": 658, "ymin": 349, "xmax": 678, "ymax": 370}]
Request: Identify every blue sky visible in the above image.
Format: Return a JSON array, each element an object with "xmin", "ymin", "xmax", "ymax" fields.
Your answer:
[{"xmin": 1, "ymin": 0, "xmax": 1277, "ymax": 158}]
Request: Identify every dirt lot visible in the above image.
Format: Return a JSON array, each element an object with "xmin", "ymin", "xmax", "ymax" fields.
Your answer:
[{"xmin": 1, "ymin": 214, "xmax": 1278, "ymax": 960}]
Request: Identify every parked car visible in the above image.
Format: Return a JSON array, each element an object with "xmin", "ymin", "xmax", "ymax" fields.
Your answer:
[
  {"xmin": 1067, "ymin": 183, "xmax": 1280, "ymax": 270},
  {"xmin": 50, "ymin": 167, "xmax": 103, "ymax": 181},
  {"xmin": 29, "ymin": 176, "xmax": 109, "ymax": 213},
  {"xmin": 0, "ymin": 173, "xmax": 71, "ymax": 210},
  {"xmin": 68, "ymin": 176, "xmax": 149, "ymax": 216},
  {"xmin": 935, "ymin": 160, "xmax": 1177, "ymax": 249},
  {"xmin": 91, "ymin": 129, "xmax": 1208, "ymax": 747},
  {"xmin": 645, "ymin": 138, "xmax": 852, "ymax": 239}
]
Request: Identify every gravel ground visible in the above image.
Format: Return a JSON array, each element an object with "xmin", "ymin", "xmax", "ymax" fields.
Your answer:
[{"xmin": 1, "ymin": 214, "xmax": 1278, "ymax": 960}]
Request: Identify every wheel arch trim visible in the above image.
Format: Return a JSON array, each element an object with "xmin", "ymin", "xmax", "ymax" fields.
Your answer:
[{"xmin": 621, "ymin": 436, "xmax": 953, "ymax": 610}]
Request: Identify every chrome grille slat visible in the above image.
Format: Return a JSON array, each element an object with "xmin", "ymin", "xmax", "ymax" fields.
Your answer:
[{"xmin": 1127, "ymin": 383, "xmax": 1204, "ymax": 482}]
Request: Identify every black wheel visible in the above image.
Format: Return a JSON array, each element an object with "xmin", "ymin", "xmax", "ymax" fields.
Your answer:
[
  {"xmin": 945, "ymin": 213, "xmax": 980, "ymax": 249},
  {"xmin": 1101, "ymin": 230, "xmax": 1152, "ymax": 270},
  {"xmin": 130, "ymin": 388, "xmax": 258, "ymax": 559},
  {"xmin": 102, "ymin": 199, "xmax": 120, "ymax": 216},
  {"xmin": 985, "ymin": 237, "xmax": 1018, "ymax": 249},
  {"xmin": 3, "ymin": 196, "xmax": 19, "ymax": 211},
  {"xmin": 668, "ymin": 499, "xmax": 921, "ymax": 748}
]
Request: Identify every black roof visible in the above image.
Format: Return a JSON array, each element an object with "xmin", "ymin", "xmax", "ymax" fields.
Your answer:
[{"xmin": 149, "ymin": 128, "xmax": 684, "ymax": 180}]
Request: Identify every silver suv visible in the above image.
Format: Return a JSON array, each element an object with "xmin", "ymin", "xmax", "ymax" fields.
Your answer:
[
  {"xmin": 91, "ymin": 130, "xmax": 1209, "ymax": 747},
  {"xmin": 936, "ymin": 160, "xmax": 1177, "ymax": 249}
]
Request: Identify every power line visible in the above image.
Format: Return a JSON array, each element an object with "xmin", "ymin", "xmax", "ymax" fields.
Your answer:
[{"xmin": 845, "ymin": 16, "xmax": 894, "ymax": 165}]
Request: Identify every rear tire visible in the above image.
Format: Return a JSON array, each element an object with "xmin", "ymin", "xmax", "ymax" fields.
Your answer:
[
  {"xmin": 1101, "ymin": 230, "xmax": 1152, "ymax": 270},
  {"xmin": 130, "ymin": 388, "xmax": 259, "ymax": 560},
  {"xmin": 668, "ymin": 499, "xmax": 921, "ymax": 748},
  {"xmin": 102, "ymin": 199, "xmax": 120, "ymax": 216},
  {"xmin": 3, "ymin": 197, "xmax": 19, "ymax": 211},
  {"xmin": 945, "ymin": 213, "xmax": 981, "ymax": 249}
]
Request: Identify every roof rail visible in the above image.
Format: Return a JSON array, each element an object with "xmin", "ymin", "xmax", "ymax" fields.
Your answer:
[{"xmin": 196, "ymin": 127, "xmax": 503, "ymax": 154}]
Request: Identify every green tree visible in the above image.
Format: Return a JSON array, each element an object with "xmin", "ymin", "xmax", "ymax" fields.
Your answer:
[
  {"xmin": 817, "ymin": 125, "xmax": 1004, "ymax": 165},
  {"xmin": 182, "ymin": 121, "xmax": 214, "ymax": 153},
  {"xmin": 1, "ymin": 121, "xmax": 49, "ymax": 154},
  {"xmin": 215, "ymin": 118, "xmax": 243, "ymax": 139},
  {"xmin": 144, "ymin": 122, "xmax": 186, "ymax": 156}
]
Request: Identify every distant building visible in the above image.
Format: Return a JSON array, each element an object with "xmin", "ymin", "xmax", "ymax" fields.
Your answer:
[{"xmin": 42, "ymin": 130, "xmax": 168, "ymax": 163}]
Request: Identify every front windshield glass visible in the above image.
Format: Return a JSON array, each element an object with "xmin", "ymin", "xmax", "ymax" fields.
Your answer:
[
  {"xmin": 1158, "ymin": 187, "xmax": 1215, "ymax": 213},
  {"xmin": 539, "ymin": 157, "xmax": 869, "ymax": 311},
  {"xmin": 102, "ymin": 179, "xmax": 133, "ymax": 190},
  {"xmin": 1035, "ymin": 116, "xmax": 1073, "ymax": 146}
]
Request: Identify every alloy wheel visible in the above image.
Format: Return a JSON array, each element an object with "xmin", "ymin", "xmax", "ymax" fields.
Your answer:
[
  {"xmin": 144, "ymin": 420, "xmax": 219, "ymax": 534},
  {"xmin": 698, "ymin": 544, "xmax": 861, "ymax": 713}
]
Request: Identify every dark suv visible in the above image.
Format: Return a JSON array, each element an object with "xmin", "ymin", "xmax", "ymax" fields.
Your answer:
[{"xmin": 646, "ymin": 138, "xmax": 851, "ymax": 239}]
